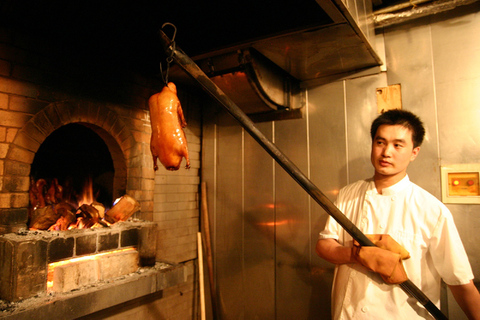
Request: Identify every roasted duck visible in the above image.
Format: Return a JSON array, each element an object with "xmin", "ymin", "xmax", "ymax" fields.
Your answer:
[{"xmin": 148, "ymin": 82, "xmax": 190, "ymax": 171}]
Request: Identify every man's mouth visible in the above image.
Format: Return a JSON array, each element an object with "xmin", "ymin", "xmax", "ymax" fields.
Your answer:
[{"xmin": 379, "ymin": 160, "xmax": 391, "ymax": 167}]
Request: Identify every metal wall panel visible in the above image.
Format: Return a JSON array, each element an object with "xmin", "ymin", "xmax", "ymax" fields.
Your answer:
[
  {"xmin": 431, "ymin": 7, "xmax": 480, "ymax": 165},
  {"xmin": 308, "ymin": 81, "xmax": 349, "ymax": 319},
  {"xmin": 273, "ymin": 112, "xmax": 312, "ymax": 319},
  {"xmin": 243, "ymin": 122, "xmax": 276, "ymax": 319},
  {"xmin": 214, "ymin": 109, "xmax": 246, "ymax": 319}
]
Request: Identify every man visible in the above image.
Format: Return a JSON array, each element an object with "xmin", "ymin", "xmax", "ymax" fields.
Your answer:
[{"xmin": 316, "ymin": 109, "xmax": 480, "ymax": 319}]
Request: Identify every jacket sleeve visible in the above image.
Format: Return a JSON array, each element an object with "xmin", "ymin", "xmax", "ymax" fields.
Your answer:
[{"xmin": 429, "ymin": 204, "xmax": 473, "ymax": 286}]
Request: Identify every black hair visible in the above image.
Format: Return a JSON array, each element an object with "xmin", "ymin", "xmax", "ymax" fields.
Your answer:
[{"xmin": 370, "ymin": 109, "xmax": 425, "ymax": 148}]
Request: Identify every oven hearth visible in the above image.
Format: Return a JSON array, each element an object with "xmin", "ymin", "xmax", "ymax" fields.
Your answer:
[{"xmin": 0, "ymin": 221, "xmax": 157, "ymax": 302}]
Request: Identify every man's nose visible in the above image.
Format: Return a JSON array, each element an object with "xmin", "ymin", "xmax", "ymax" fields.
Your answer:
[{"xmin": 382, "ymin": 144, "xmax": 393, "ymax": 156}]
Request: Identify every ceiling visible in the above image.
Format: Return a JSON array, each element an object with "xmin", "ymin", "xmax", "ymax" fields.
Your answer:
[
  {"xmin": 0, "ymin": 0, "xmax": 337, "ymax": 76},
  {"xmin": 0, "ymin": 0, "xmax": 438, "ymax": 85}
]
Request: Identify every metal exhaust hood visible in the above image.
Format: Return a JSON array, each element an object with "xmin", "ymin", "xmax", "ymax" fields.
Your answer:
[
  {"xmin": 168, "ymin": 0, "xmax": 383, "ymax": 117},
  {"xmin": 196, "ymin": 48, "xmax": 300, "ymax": 116}
]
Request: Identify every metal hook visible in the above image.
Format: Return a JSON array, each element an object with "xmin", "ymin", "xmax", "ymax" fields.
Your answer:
[
  {"xmin": 161, "ymin": 22, "xmax": 177, "ymax": 43},
  {"xmin": 159, "ymin": 23, "xmax": 177, "ymax": 86}
]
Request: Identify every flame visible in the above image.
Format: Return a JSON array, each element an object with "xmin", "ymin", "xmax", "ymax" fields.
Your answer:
[
  {"xmin": 47, "ymin": 248, "xmax": 136, "ymax": 291},
  {"xmin": 77, "ymin": 178, "xmax": 94, "ymax": 207}
]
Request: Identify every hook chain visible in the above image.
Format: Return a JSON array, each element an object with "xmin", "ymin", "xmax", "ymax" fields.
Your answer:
[{"xmin": 160, "ymin": 22, "xmax": 177, "ymax": 85}]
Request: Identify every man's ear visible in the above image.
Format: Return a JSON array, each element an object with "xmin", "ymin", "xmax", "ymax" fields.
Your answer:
[{"xmin": 410, "ymin": 147, "xmax": 420, "ymax": 161}]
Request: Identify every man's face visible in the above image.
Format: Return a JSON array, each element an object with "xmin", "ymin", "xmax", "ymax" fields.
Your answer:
[{"xmin": 371, "ymin": 124, "xmax": 420, "ymax": 183}]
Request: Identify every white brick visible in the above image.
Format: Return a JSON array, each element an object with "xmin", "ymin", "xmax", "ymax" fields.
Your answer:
[
  {"xmin": 98, "ymin": 250, "xmax": 139, "ymax": 280},
  {"xmin": 52, "ymin": 259, "xmax": 99, "ymax": 293}
]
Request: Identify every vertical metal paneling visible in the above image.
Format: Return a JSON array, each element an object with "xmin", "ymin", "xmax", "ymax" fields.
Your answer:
[
  {"xmin": 309, "ymin": 81, "xmax": 349, "ymax": 201},
  {"xmin": 431, "ymin": 9, "xmax": 480, "ymax": 165},
  {"xmin": 243, "ymin": 122, "xmax": 276, "ymax": 318},
  {"xmin": 214, "ymin": 109, "xmax": 245, "ymax": 319},
  {"xmin": 308, "ymin": 81, "xmax": 348, "ymax": 319},
  {"xmin": 274, "ymin": 113, "xmax": 311, "ymax": 319}
]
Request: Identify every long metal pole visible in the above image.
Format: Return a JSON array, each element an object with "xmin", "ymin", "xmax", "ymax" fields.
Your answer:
[{"xmin": 158, "ymin": 30, "xmax": 448, "ymax": 320}]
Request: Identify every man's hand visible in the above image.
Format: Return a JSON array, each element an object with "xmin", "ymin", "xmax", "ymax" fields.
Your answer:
[
  {"xmin": 353, "ymin": 234, "xmax": 410, "ymax": 284},
  {"xmin": 364, "ymin": 234, "xmax": 410, "ymax": 259}
]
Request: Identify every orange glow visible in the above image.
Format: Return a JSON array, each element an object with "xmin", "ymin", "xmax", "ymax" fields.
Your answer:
[
  {"xmin": 258, "ymin": 219, "xmax": 292, "ymax": 227},
  {"xmin": 47, "ymin": 248, "xmax": 136, "ymax": 291},
  {"xmin": 77, "ymin": 178, "xmax": 95, "ymax": 207}
]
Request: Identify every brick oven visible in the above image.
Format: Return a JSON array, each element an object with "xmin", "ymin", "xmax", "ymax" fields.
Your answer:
[{"xmin": 0, "ymin": 15, "xmax": 201, "ymax": 319}]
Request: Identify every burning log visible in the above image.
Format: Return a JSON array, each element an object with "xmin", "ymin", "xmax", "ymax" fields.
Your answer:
[
  {"xmin": 29, "ymin": 178, "xmax": 63, "ymax": 210},
  {"xmin": 77, "ymin": 204, "xmax": 100, "ymax": 228},
  {"xmin": 45, "ymin": 178, "xmax": 63, "ymax": 205},
  {"xmin": 29, "ymin": 206, "xmax": 60, "ymax": 230},
  {"xmin": 30, "ymin": 202, "xmax": 76, "ymax": 230},
  {"xmin": 105, "ymin": 195, "xmax": 140, "ymax": 223},
  {"xmin": 91, "ymin": 201, "xmax": 105, "ymax": 219},
  {"xmin": 54, "ymin": 202, "xmax": 76, "ymax": 230},
  {"xmin": 29, "ymin": 178, "xmax": 48, "ymax": 209},
  {"xmin": 28, "ymin": 177, "xmax": 140, "ymax": 230}
]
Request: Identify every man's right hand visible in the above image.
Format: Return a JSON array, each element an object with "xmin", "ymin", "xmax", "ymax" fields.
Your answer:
[{"xmin": 352, "ymin": 234, "xmax": 409, "ymax": 284}]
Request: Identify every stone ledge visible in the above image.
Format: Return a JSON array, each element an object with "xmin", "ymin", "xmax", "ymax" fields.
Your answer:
[{"xmin": 0, "ymin": 261, "xmax": 187, "ymax": 320}]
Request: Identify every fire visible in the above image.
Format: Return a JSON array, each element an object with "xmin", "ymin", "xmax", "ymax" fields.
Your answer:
[
  {"xmin": 77, "ymin": 178, "xmax": 95, "ymax": 207},
  {"xmin": 47, "ymin": 248, "xmax": 136, "ymax": 291},
  {"xmin": 29, "ymin": 176, "xmax": 140, "ymax": 231}
]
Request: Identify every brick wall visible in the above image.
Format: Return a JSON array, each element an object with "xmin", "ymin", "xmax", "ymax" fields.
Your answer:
[
  {"xmin": 154, "ymin": 97, "xmax": 201, "ymax": 264},
  {"xmin": 0, "ymin": 26, "xmax": 201, "ymax": 319}
]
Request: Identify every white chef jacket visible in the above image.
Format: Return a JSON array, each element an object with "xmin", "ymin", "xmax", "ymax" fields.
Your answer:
[{"xmin": 319, "ymin": 175, "xmax": 473, "ymax": 320}]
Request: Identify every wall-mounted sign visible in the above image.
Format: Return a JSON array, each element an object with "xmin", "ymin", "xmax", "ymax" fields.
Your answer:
[{"xmin": 441, "ymin": 164, "xmax": 480, "ymax": 204}]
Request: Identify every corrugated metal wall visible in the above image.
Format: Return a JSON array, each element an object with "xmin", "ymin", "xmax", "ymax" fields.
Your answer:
[{"xmin": 201, "ymin": 4, "xmax": 480, "ymax": 319}]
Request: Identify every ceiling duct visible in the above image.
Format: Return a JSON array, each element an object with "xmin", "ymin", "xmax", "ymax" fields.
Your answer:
[
  {"xmin": 196, "ymin": 49, "xmax": 301, "ymax": 116},
  {"xmin": 373, "ymin": 0, "xmax": 479, "ymax": 28}
]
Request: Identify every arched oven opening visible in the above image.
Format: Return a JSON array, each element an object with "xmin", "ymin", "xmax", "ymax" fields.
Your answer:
[
  {"xmin": 27, "ymin": 123, "xmax": 129, "ymax": 231},
  {"xmin": 31, "ymin": 123, "xmax": 114, "ymax": 206}
]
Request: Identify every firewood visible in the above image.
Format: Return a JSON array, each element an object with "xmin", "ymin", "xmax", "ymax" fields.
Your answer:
[
  {"xmin": 91, "ymin": 201, "xmax": 105, "ymax": 219},
  {"xmin": 105, "ymin": 195, "xmax": 140, "ymax": 223},
  {"xmin": 35, "ymin": 179, "xmax": 47, "ymax": 208},
  {"xmin": 54, "ymin": 202, "xmax": 76, "ymax": 230},
  {"xmin": 29, "ymin": 205, "xmax": 61, "ymax": 230},
  {"xmin": 53, "ymin": 178, "xmax": 64, "ymax": 203},
  {"xmin": 45, "ymin": 181, "xmax": 56, "ymax": 205},
  {"xmin": 77, "ymin": 204, "xmax": 100, "ymax": 222}
]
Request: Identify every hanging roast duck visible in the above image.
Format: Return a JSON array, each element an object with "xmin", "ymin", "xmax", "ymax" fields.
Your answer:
[{"xmin": 148, "ymin": 82, "xmax": 190, "ymax": 171}]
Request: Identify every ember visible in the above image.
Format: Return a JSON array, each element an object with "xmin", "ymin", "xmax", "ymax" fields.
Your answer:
[{"xmin": 28, "ymin": 177, "xmax": 139, "ymax": 231}]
